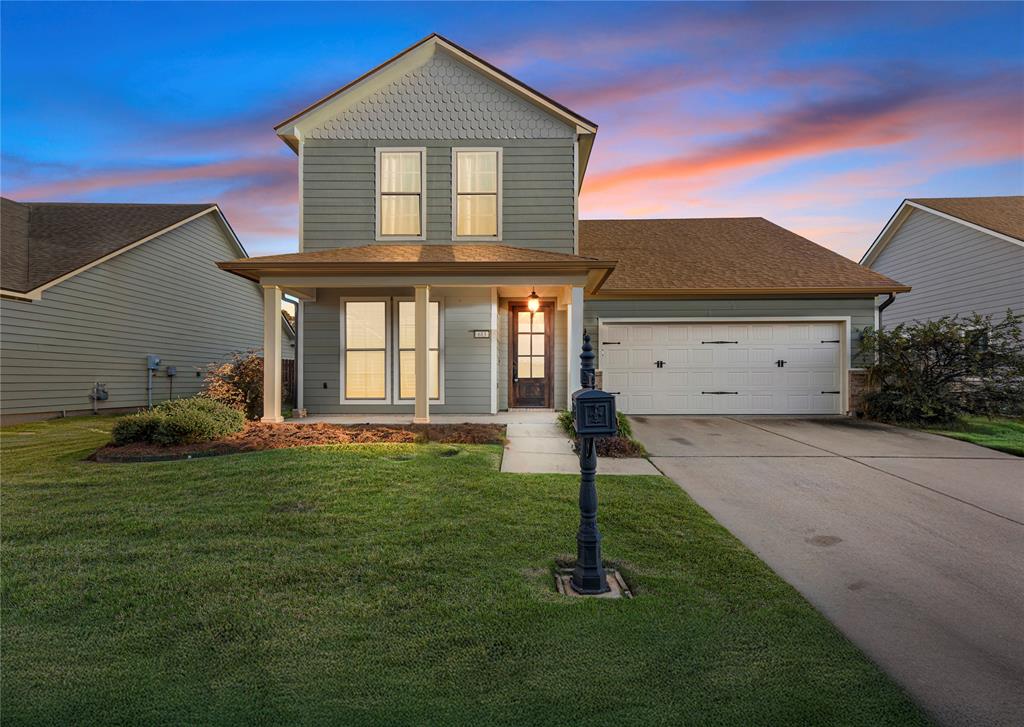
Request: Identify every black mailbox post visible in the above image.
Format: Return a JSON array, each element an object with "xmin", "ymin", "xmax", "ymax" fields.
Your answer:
[{"xmin": 569, "ymin": 331, "xmax": 617, "ymax": 594}]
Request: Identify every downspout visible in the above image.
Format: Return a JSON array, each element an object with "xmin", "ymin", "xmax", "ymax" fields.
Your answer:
[{"xmin": 877, "ymin": 293, "xmax": 895, "ymax": 330}]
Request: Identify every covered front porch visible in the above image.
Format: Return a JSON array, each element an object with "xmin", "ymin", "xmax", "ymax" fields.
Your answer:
[{"xmin": 217, "ymin": 244, "xmax": 614, "ymax": 424}]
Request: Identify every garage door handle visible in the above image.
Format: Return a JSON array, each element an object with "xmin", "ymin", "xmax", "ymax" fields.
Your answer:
[
  {"xmin": 821, "ymin": 390, "xmax": 840, "ymax": 394},
  {"xmin": 602, "ymin": 341, "xmax": 621, "ymax": 345},
  {"xmin": 820, "ymin": 339, "xmax": 840, "ymax": 343},
  {"xmin": 702, "ymin": 391, "xmax": 739, "ymax": 395},
  {"xmin": 701, "ymin": 340, "xmax": 738, "ymax": 344}
]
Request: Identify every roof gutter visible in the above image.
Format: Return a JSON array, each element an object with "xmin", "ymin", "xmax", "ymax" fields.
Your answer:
[{"xmin": 591, "ymin": 285, "xmax": 912, "ymax": 299}]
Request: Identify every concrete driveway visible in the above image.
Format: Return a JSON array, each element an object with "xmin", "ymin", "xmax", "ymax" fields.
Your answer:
[{"xmin": 630, "ymin": 415, "xmax": 1024, "ymax": 727}]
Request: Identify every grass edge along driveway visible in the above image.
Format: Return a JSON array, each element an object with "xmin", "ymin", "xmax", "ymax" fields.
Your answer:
[
  {"xmin": 1, "ymin": 417, "xmax": 929, "ymax": 726},
  {"xmin": 925, "ymin": 416, "xmax": 1024, "ymax": 457}
]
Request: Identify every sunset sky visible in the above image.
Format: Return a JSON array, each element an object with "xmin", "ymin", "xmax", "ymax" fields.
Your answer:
[{"xmin": 2, "ymin": 1, "xmax": 1022, "ymax": 259}]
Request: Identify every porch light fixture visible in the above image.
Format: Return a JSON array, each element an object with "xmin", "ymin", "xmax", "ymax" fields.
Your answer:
[{"xmin": 527, "ymin": 288, "xmax": 541, "ymax": 313}]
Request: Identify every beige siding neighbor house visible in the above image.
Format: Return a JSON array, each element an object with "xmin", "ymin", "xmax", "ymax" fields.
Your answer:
[
  {"xmin": 218, "ymin": 33, "xmax": 908, "ymax": 422},
  {"xmin": 861, "ymin": 196, "xmax": 1023, "ymax": 328},
  {"xmin": 0, "ymin": 200, "xmax": 294, "ymax": 423}
]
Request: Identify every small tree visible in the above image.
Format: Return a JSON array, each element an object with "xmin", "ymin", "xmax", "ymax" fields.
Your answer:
[
  {"xmin": 860, "ymin": 311, "xmax": 1024, "ymax": 425},
  {"xmin": 202, "ymin": 350, "xmax": 264, "ymax": 421}
]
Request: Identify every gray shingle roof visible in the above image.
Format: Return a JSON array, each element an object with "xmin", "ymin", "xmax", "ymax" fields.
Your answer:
[{"xmin": 1, "ymin": 199, "xmax": 215, "ymax": 293}]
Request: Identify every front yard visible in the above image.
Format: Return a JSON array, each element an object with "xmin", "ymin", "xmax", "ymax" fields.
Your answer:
[{"xmin": 1, "ymin": 418, "xmax": 927, "ymax": 726}]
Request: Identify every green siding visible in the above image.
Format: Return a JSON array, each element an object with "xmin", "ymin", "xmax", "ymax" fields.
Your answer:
[
  {"xmin": 303, "ymin": 287, "xmax": 492, "ymax": 414},
  {"xmin": 303, "ymin": 139, "xmax": 575, "ymax": 254},
  {"xmin": 0, "ymin": 214, "xmax": 275, "ymax": 419}
]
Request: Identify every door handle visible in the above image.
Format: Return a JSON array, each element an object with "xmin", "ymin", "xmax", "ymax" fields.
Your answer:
[
  {"xmin": 775, "ymin": 359, "xmax": 787, "ymax": 367},
  {"xmin": 654, "ymin": 360, "xmax": 666, "ymax": 368}
]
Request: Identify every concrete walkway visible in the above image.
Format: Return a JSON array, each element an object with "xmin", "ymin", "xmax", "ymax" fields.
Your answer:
[
  {"xmin": 500, "ymin": 417, "xmax": 659, "ymax": 475},
  {"xmin": 295, "ymin": 410, "xmax": 658, "ymax": 475},
  {"xmin": 631, "ymin": 415, "xmax": 1024, "ymax": 727}
]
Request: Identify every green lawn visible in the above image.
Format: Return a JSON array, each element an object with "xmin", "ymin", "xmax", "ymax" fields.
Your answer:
[
  {"xmin": 1, "ymin": 417, "xmax": 928, "ymax": 726},
  {"xmin": 925, "ymin": 416, "xmax": 1024, "ymax": 456}
]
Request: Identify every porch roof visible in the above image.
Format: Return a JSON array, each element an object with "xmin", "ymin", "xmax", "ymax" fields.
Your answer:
[{"xmin": 217, "ymin": 244, "xmax": 616, "ymax": 292}]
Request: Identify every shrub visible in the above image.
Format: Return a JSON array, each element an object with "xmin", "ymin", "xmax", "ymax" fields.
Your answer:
[
  {"xmin": 861, "ymin": 311, "xmax": 1024, "ymax": 426},
  {"xmin": 202, "ymin": 350, "xmax": 264, "ymax": 420},
  {"xmin": 150, "ymin": 397, "xmax": 245, "ymax": 446},
  {"xmin": 556, "ymin": 409, "xmax": 646, "ymax": 458},
  {"xmin": 110, "ymin": 397, "xmax": 245, "ymax": 446},
  {"xmin": 111, "ymin": 411, "xmax": 162, "ymax": 446},
  {"xmin": 556, "ymin": 409, "xmax": 634, "ymax": 439}
]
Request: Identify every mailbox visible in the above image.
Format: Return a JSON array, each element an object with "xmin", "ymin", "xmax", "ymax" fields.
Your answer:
[{"xmin": 571, "ymin": 387, "xmax": 617, "ymax": 437}]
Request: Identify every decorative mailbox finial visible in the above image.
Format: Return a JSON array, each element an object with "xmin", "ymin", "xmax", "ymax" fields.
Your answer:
[{"xmin": 580, "ymin": 329, "xmax": 596, "ymax": 389}]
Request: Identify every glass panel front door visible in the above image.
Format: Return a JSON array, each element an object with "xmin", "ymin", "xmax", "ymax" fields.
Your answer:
[{"xmin": 510, "ymin": 303, "xmax": 551, "ymax": 408}]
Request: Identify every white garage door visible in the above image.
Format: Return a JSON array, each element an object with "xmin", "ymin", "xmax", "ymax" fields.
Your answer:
[{"xmin": 599, "ymin": 321, "xmax": 844, "ymax": 415}]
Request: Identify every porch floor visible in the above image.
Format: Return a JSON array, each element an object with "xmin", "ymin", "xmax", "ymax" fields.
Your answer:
[{"xmin": 292, "ymin": 411, "xmax": 659, "ymax": 476}]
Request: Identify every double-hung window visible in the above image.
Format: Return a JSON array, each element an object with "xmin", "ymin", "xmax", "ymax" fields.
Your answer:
[
  {"xmin": 397, "ymin": 300, "xmax": 440, "ymax": 400},
  {"xmin": 340, "ymin": 298, "xmax": 443, "ymax": 403},
  {"xmin": 453, "ymin": 148, "xmax": 501, "ymax": 240},
  {"xmin": 377, "ymin": 148, "xmax": 425, "ymax": 239},
  {"xmin": 343, "ymin": 301, "xmax": 389, "ymax": 400}
]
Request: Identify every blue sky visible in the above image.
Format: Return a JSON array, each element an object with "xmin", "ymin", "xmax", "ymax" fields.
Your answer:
[{"xmin": 2, "ymin": 1, "xmax": 1022, "ymax": 258}]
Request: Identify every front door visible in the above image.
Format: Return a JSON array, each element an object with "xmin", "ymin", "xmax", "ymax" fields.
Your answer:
[{"xmin": 510, "ymin": 302, "xmax": 553, "ymax": 408}]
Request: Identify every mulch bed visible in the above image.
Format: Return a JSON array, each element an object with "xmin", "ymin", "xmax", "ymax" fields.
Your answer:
[{"xmin": 91, "ymin": 422, "xmax": 507, "ymax": 463}]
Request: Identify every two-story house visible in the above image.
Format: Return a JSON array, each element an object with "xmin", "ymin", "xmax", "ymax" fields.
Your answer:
[{"xmin": 218, "ymin": 34, "xmax": 908, "ymax": 423}]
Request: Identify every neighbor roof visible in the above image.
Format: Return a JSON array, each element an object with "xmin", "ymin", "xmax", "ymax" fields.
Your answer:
[
  {"xmin": 217, "ymin": 244, "xmax": 617, "ymax": 291},
  {"xmin": 579, "ymin": 218, "xmax": 909, "ymax": 296},
  {"xmin": 907, "ymin": 197, "xmax": 1024, "ymax": 242},
  {"xmin": 860, "ymin": 196, "xmax": 1024, "ymax": 267},
  {"xmin": 1, "ymin": 199, "xmax": 224, "ymax": 295}
]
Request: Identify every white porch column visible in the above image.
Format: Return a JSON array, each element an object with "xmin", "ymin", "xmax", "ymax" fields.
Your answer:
[
  {"xmin": 295, "ymin": 300, "xmax": 304, "ymax": 413},
  {"xmin": 568, "ymin": 285, "xmax": 585, "ymax": 399},
  {"xmin": 413, "ymin": 284, "xmax": 430, "ymax": 424},
  {"xmin": 261, "ymin": 284, "xmax": 284, "ymax": 423},
  {"xmin": 489, "ymin": 287, "xmax": 498, "ymax": 414}
]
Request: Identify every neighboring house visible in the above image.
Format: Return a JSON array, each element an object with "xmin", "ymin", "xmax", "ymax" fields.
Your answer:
[
  {"xmin": 217, "ymin": 33, "xmax": 908, "ymax": 421},
  {"xmin": 0, "ymin": 199, "xmax": 295, "ymax": 423},
  {"xmin": 861, "ymin": 196, "xmax": 1024, "ymax": 328}
]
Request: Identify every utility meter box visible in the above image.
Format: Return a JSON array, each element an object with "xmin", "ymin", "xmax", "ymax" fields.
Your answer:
[
  {"xmin": 571, "ymin": 388, "xmax": 617, "ymax": 437},
  {"xmin": 165, "ymin": 366, "xmax": 177, "ymax": 377},
  {"xmin": 147, "ymin": 355, "xmax": 161, "ymax": 370}
]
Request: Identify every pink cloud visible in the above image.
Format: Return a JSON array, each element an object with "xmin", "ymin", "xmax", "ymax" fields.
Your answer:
[
  {"xmin": 583, "ymin": 76, "xmax": 1023, "ymax": 196},
  {"xmin": 10, "ymin": 156, "xmax": 292, "ymax": 199}
]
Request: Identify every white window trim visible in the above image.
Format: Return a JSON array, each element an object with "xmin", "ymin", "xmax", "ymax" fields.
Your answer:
[
  {"xmin": 451, "ymin": 147, "xmax": 503, "ymax": 242},
  {"xmin": 376, "ymin": 147, "xmax": 427, "ymax": 242},
  {"xmin": 393, "ymin": 296, "xmax": 446, "ymax": 405},
  {"xmin": 339, "ymin": 297, "xmax": 393, "ymax": 404},
  {"xmin": 338, "ymin": 296, "xmax": 446, "ymax": 405}
]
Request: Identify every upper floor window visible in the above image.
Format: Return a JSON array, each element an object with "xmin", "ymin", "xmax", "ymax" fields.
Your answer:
[
  {"xmin": 453, "ymin": 148, "xmax": 501, "ymax": 240},
  {"xmin": 377, "ymin": 148, "xmax": 425, "ymax": 239}
]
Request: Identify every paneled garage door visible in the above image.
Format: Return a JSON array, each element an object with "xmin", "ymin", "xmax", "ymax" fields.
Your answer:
[{"xmin": 599, "ymin": 321, "xmax": 844, "ymax": 415}]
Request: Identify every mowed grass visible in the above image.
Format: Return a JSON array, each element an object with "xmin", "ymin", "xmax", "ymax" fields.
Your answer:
[
  {"xmin": 1, "ymin": 417, "xmax": 928, "ymax": 726},
  {"xmin": 925, "ymin": 416, "xmax": 1024, "ymax": 457}
]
